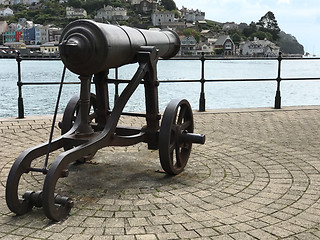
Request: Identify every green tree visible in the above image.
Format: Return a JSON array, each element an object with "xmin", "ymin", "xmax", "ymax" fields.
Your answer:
[
  {"xmin": 242, "ymin": 21, "xmax": 257, "ymax": 38},
  {"xmin": 256, "ymin": 11, "xmax": 280, "ymax": 40},
  {"xmin": 161, "ymin": 0, "xmax": 176, "ymax": 11},
  {"xmin": 183, "ymin": 28, "xmax": 200, "ymax": 42},
  {"xmin": 231, "ymin": 33, "xmax": 242, "ymax": 46},
  {"xmin": 67, "ymin": 0, "xmax": 82, "ymax": 8},
  {"xmin": 252, "ymin": 31, "xmax": 273, "ymax": 41}
]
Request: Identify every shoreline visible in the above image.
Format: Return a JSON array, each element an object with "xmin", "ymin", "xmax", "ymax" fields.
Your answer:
[{"xmin": 1, "ymin": 105, "xmax": 319, "ymax": 122}]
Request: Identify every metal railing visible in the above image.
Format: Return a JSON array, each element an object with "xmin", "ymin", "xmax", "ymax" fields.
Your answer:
[{"xmin": 15, "ymin": 52, "xmax": 320, "ymax": 118}]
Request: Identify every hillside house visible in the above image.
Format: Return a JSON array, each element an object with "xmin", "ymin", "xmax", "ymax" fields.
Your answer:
[
  {"xmin": 66, "ymin": 7, "xmax": 87, "ymax": 19},
  {"xmin": 151, "ymin": 11, "xmax": 175, "ymax": 26},
  {"xmin": 130, "ymin": 0, "xmax": 143, "ymax": 4},
  {"xmin": 222, "ymin": 22, "xmax": 238, "ymax": 31},
  {"xmin": 179, "ymin": 35, "xmax": 197, "ymax": 56},
  {"xmin": 0, "ymin": 7, "xmax": 14, "ymax": 17},
  {"xmin": 95, "ymin": 5, "xmax": 128, "ymax": 21},
  {"xmin": 161, "ymin": 22, "xmax": 186, "ymax": 33},
  {"xmin": 180, "ymin": 6, "xmax": 205, "ymax": 22},
  {"xmin": 22, "ymin": 0, "xmax": 40, "ymax": 5},
  {"xmin": 214, "ymin": 35, "xmax": 235, "ymax": 55},
  {"xmin": 133, "ymin": 0, "xmax": 157, "ymax": 13},
  {"xmin": 240, "ymin": 38, "xmax": 280, "ymax": 57},
  {"xmin": 0, "ymin": 0, "xmax": 10, "ymax": 5}
]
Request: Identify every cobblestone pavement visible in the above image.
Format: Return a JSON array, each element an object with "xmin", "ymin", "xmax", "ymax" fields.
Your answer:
[{"xmin": 0, "ymin": 106, "xmax": 320, "ymax": 239}]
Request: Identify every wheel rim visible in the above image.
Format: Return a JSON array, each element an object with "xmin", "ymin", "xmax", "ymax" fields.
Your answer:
[{"xmin": 159, "ymin": 99, "xmax": 194, "ymax": 175}]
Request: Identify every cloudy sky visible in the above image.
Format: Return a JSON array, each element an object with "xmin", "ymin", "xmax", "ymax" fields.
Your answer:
[{"xmin": 174, "ymin": 0, "xmax": 320, "ymax": 55}]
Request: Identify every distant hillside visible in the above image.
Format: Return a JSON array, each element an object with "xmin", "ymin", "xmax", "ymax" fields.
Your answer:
[{"xmin": 277, "ymin": 31, "xmax": 304, "ymax": 55}]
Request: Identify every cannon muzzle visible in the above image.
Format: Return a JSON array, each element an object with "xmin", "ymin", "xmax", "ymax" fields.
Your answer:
[{"xmin": 59, "ymin": 19, "xmax": 181, "ymax": 75}]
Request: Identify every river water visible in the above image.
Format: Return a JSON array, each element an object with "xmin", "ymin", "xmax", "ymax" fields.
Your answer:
[{"xmin": 0, "ymin": 58, "xmax": 319, "ymax": 118}]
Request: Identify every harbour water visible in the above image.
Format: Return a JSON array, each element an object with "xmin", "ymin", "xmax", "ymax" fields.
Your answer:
[{"xmin": 0, "ymin": 58, "xmax": 319, "ymax": 118}]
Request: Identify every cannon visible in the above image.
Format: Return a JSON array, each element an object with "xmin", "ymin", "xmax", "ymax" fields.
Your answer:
[{"xmin": 6, "ymin": 19, "xmax": 205, "ymax": 221}]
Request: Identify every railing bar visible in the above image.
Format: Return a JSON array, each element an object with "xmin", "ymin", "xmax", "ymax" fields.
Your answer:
[
  {"xmin": 21, "ymin": 82, "xmax": 80, "ymax": 85},
  {"xmin": 281, "ymin": 77, "xmax": 320, "ymax": 81},
  {"xmin": 20, "ymin": 77, "xmax": 320, "ymax": 86}
]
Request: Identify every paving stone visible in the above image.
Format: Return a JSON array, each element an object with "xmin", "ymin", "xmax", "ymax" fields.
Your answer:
[{"xmin": 0, "ymin": 107, "xmax": 320, "ymax": 239}]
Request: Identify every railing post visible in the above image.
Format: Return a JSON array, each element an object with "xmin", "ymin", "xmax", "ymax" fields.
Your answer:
[
  {"xmin": 16, "ymin": 52, "xmax": 24, "ymax": 118},
  {"xmin": 199, "ymin": 52, "xmax": 206, "ymax": 112},
  {"xmin": 114, "ymin": 67, "xmax": 119, "ymax": 103},
  {"xmin": 274, "ymin": 52, "xmax": 282, "ymax": 109}
]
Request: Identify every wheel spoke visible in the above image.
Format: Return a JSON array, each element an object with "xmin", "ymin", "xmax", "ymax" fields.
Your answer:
[
  {"xmin": 177, "ymin": 105, "xmax": 187, "ymax": 124},
  {"xmin": 169, "ymin": 142, "xmax": 176, "ymax": 153},
  {"xmin": 180, "ymin": 120, "xmax": 192, "ymax": 131},
  {"xmin": 89, "ymin": 112, "xmax": 97, "ymax": 122}
]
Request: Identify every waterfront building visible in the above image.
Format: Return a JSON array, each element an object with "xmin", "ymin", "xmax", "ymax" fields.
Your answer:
[
  {"xmin": 40, "ymin": 41, "xmax": 59, "ymax": 53},
  {"xmin": 240, "ymin": 38, "xmax": 280, "ymax": 57},
  {"xmin": 151, "ymin": 11, "xmax": 175, "ymax": 26},
  {"xmin": 179, "ymin": 35, "xmax": 197, "ymax": 56},
  {"xmin": 48, "ymin": 27, "xmax": 62, "ymax": 42},
  {"xmin": 213, "ymin": 35, "xmax": 235, "ymax": 55},
  {"xmin": 24, "ymin": 27, "xmax": 35, "ymax": 45},
  {"xmin": 39, "ymin": 25, "xmax": 49, "ymax": 44},
  {"xmin": 95, "ymin": 5, "xmax": 128, "ymax": 22},
  {"xmin": 196, "ymin": 43, "xmax": 214, "ymax": 55}
]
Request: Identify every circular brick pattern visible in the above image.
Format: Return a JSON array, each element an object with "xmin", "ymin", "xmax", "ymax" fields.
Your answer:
[{"xmin": 0, "ymin": 108, "xmax": 320, "ymax": 239}]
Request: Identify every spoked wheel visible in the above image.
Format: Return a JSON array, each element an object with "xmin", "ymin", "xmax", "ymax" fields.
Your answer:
[
  {"xmin": 59, "ymin": 93, "xmax": 98, "ymax": 162},
  {"xmin": 159, "ymin": 99, "xmax": 194, "ymax": 175},
  {"xmin": 60, "ymin": 93, "xmax": 98, "ymax": 136}
]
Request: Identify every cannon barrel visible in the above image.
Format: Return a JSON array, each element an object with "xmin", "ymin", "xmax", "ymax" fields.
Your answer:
[{"xmin": 59, "ymin": 19, "xmax": 181, "ymax": 75}]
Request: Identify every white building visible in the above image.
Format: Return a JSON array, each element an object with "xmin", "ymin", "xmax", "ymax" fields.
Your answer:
[
  {"xmin": 0, "ymin": 7, "xmax": 14, "ymax": 17},
  {"xmin": 95, "ymin": 5, "xmax": 128, "ymax": 21},
  {"xmin": 66, "ymin": 7, "xmax": 87, "ymax": 19},
  {"xmin": 180, "ymin": 6, "xmax": 205, "ymax": 22},
  {"xmin": 22, "ymin": 0, "xmax": 40, "ymax": 5},
  {"xmin": 0, "ymin": 0, "xmax": 11, "ymax": 5},
  {"xmin": 240, "ymin": 38, "xmax": 280, "ymax": 57},
  {"xmin": 151, "ymin": 11, "xmax": 175, "ymax": 26},
  {"xmin": 131, "ymin": 0, "xmax": 143, "ymax": 5}
]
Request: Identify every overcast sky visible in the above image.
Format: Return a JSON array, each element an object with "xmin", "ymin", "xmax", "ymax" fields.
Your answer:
[{"xmin": 174, "ymin": 0, "xmax": 320, "ymax": 55}]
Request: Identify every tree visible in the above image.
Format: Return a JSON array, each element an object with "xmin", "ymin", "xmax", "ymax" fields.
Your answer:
[
  {"xmin": 231, "ymin": 33, "xmax": 242, "ymax": 46},
  {"xmin": 242, "ymin": 21, "xmax": 257, "ymax": 38},
  {"xmin": 252, "ymin": 31, "xmax": 273, "ymax": 41},
  {"xmin": 161, "ymin": 0, "xmax": 176, "ymax": 11},
  {"xmin": 183, "ymin": 28, "xmax": 200, "ymax": 42},
  {"xmin": 256, "ymin": 11, "xmax": 280, "ymax": 40},
  {"xmin": 67, "ymin": 0, "xmax": 82, "ymax": 8}
]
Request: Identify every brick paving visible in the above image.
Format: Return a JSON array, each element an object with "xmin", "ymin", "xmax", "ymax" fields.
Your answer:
[{"xmin": 0, "ymin": 106, "xmax": 320, "ymax": 239}]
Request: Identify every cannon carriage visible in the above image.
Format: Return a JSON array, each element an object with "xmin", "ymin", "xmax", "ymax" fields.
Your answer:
[{"xmin": 6, "ymin": 20, "xmax": 205, "ymax": 221}]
